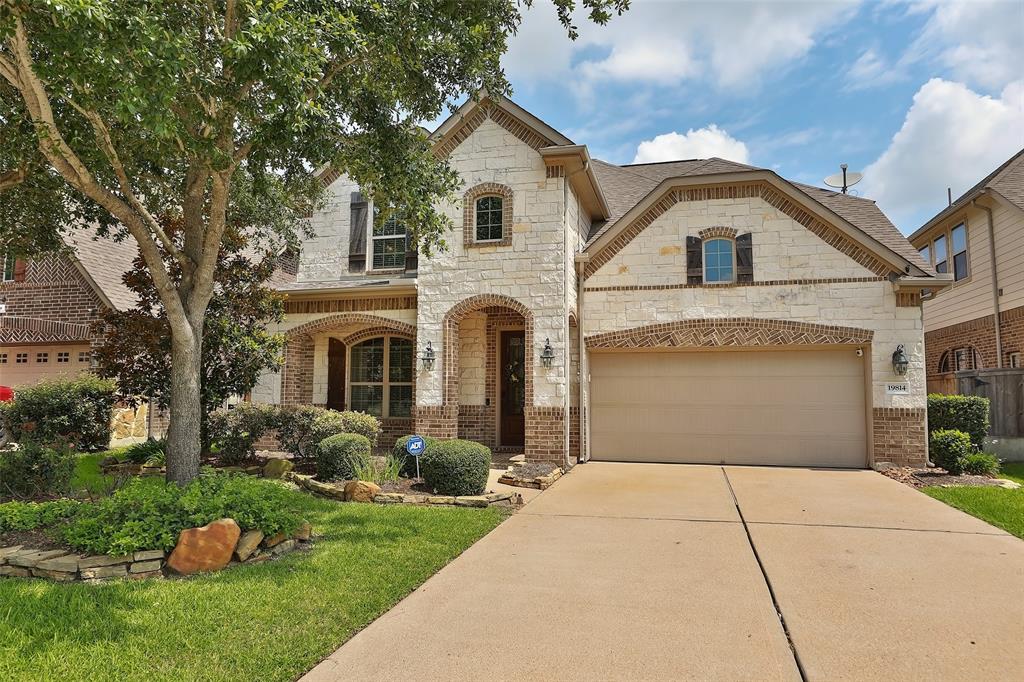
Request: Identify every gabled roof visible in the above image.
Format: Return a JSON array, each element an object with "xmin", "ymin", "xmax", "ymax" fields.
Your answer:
[
  {"xmin": 62, "ymin": 226, "xmax": 139, "ymax": 311},
  {"xmin": 908, "ymin": 148, "xmax": 1024, "ymax": 241},
  {"xmin": 429, "ymin": 93, "xmax": 574, "ymax": 147},
  {"xmin": 587, "ymin": 157, "xmax": 933, "ymax": 275}
]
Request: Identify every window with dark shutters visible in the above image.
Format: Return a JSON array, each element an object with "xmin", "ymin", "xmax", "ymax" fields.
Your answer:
[
  {"xmin": 686, "ymin": 236, "xmax": 703, "ymax": 285},
  {"xmin": 348, "ymin": 192, "xmax": 368, "ymax": 272},
  {"xmin": 736, "ymin": 233, "xmax": 753, "ymax": 283}
]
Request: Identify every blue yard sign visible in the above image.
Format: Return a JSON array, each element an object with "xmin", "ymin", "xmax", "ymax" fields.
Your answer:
[{"xmin": 406, "ymin": 435, "xmax": 426, "ymax": 478}]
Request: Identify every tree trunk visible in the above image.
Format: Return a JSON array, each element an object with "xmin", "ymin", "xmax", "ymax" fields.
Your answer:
[{"xmin": 166, "ymin": 323, "xmax": 203, "ymax": 485}]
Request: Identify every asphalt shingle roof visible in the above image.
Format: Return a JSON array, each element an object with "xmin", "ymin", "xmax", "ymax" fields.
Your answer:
[{"xmin": 62, "ymin": 227, "xmax": 139, "ymax": 311}]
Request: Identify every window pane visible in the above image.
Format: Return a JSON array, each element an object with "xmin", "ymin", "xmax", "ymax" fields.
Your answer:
[
  {"xmin": 936, "ymin": 259, "xmax": 948, "ymax": 274},
  {"xmin": 475, "ymin": 196, "xmax": 503, "ymax": 241},
  {"xmin": 350, "ymin": 385, "xmax": 383, "ymax": 416},
  {"xmin": 373, "ymin": 212, "xmax": 406, "ymax": 237},
  {"xmin": 389, "ymin": 338, "xmax": 413, "ymax": 382},
  {"xmin": 704, "ymin": 239, "xmax": 734, "ymax": 282},
  {"xmin": 918, "ymin": 245, "xmax": 930, "ymax": 263},
  {"xmin": 372, "ymin": 237, "xmax": 406, "ymax": 269},
  {"xmin": 350, "ymin": 338, "xmax": 385, "ymax": 382},
  {"xmin": 933, "ymin": 235, "xmax": 947, "ymax": 261},
  {"xmin": 954, "ymin": 251, "xmax": 969, "ymax": 281},
  {"xmin": 389, "ymin": 385, "xmax": 413, "ymax": 417},
  {"xmin": 951, "ymin": 224, "xmax": 966, "ymax": 252},
  {"xmin": 2, "ymin": 254, "xmax": 14, "ymax": 281}
]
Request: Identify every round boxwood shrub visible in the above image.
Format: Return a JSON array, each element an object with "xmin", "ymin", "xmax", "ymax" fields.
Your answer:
[
  {"xmin": 393, "ymin": 435, "xmax": 439, "ymax": 478},
  {"xmin": 927, "ymin": 394, "xmax": 990, "ymax": 449},
  {"xmin": 316, "ymin": 433, "xmax": 372, "ymax": 482},
  {"xmin": 930, "ymin": 429, "xmax": 973, "ymax": 475},
  {"xmin": 420, "ymin": 439, "xmax": 491, "ymax": 496},
  {"xmin": 961, "ymin": 452, "xmax": 1000, "ymax": 476}
]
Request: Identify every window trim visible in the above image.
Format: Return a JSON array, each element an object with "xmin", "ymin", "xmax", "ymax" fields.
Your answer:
[
  {"xmin": 950, "ymin": 222, "xmax": 969, "ymax": 282},
  {"xmin": 474, "ymin": 195, "xmax": 505, "ymax": 243},
  {"xmin": 918, "ymin": 220, "xmax": 970, "ymax": 283},
  {"xmin": 346, "ymin": 334, "xmax": 413, "ymax": 419},
  {"xmin": 702, "ymin": 237, "xmax": 737, "ymax": 284},
  {"xmin": 463, "ymin": 182, "xmax": 513, "ymax": 248},
  {"xmin": 1, "ymin": 253, "xmax": 15, "ymax": 282}
]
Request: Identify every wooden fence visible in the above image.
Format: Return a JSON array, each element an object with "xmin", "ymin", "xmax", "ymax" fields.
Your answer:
[{"xmin": 956, "ymin": 369, "xmax": 1024, "ymax": 438}]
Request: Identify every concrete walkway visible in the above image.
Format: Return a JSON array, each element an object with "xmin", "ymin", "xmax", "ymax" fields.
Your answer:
[{"xmin": 303, "ymin": 463, "xmax": 1024, "ymax": 682}]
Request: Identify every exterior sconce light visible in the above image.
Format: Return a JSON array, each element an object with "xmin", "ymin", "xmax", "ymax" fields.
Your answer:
[
  {"xmin": 540, "ymin": 338, "xmax": 555, "ymax": 368},
  {"xmin": 420, "ymin": 341, "xmax": 435, "ymax": 371},
  {"xmin": 892, "ymin": 344, "xmax": 909, "ymax": 376}
]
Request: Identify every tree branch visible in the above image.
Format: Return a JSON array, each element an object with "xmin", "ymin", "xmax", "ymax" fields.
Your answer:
[{"xmin": 0, "ymin": 166, "xmax": 28, "ymax": 192}]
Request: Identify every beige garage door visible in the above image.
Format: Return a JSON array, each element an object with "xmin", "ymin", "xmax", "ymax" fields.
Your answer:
[
  {"xmin": 0, "ymin": 345, "xmax": 92, "ymax": 388},
  {"xmin": 590, "ymin": 348, "xmax": 867, "ymax": 468}
]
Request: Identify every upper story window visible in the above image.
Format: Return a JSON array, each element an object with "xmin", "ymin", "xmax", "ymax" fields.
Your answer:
[
  {"xmin": 475, "ymin": 196, "xmax": 504, "ymax": 242},
  {"xmin": 703, "ymin": 239, "xmax": 735, "ymax": 283},
  {"xmin": 371, "ymin": 210, "xmax": 407, "ymax": 270},
  {"xmin": 918, "ymin": 244, "xmax": 930, "ymax": 265},
  {"xmin": 951, "ymin": 223, "xmax": 968, "ymax": 281},
  {"xmin": 933, "ymin": 234, "xmax": 948, "ymax": 274},
  {"xmin": 2, "ymin": 253, "xmax": 15, "ymax": 281},
  {"xmin": 348, "ymin": 336, "xmax": 413, "ymax": 418}
]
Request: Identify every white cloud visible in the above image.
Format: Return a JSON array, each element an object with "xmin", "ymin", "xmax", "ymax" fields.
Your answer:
[
  {"xmin": 632, "ymin": 125, "xmax": 750, "ymax": 164},
  {"xmin": 844, "ymin": 47, "xmax": 908, "ymax": 90},
  {"xmin": 505, "ymin": 0, "xmax": 858, "ymax": 92},
  {"xmin": 861, "ymin": 78, "xmax": 1024, "ymax": 231}
]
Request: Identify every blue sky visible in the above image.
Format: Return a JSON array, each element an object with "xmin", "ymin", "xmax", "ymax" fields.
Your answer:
[{"xmin": 490, "ymin": 0, "xmax": 1024, "ymax": 234}]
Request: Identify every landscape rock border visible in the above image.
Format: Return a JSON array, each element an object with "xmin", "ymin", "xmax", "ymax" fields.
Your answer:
[
  {"xmin": 286, "ymin": 472, "xmax": 522, "ymax": 508},
  {"xmin": 498, "ymin": 464, "xmax": 563, "ymax": 490},
  {"xmin": 0, "ymin": 518, "xmax": 311, "ymax": 584}
]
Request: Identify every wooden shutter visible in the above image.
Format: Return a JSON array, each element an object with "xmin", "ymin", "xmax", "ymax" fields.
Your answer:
[
  {"xmin": 686, "ymin": 236, "xmax": 703, "ymax": 285},
  {"xmin": 348, "ymin": 192, "xmax": 368, "ymax": 272},
  {"xmin": 13, "ymin": 258, "xmax": 27, "ymax": 283},
  {"xmin": 736, "ymin": 233, "xmax": 753, "ymax": 283}
]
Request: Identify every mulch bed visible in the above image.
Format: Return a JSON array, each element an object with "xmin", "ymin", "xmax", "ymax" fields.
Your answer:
[
  {"xmin": 504, "ymin": 462, "xmax": 559, "ymax": 480},
  {"xmin": 376, "ymin": 479, "xmax": 434, "ymax": 495},
  {"xmin": 0, "ymin": 527, "xmax": 68, "ymax": 552},
  {"xmin": 880, "ymin": 466, "xmax": 1004, "ymax": 489}
]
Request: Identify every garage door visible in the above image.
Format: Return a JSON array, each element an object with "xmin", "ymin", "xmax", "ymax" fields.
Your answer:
[
  {"xmin": 0, "ymin": 344, "xmax": 92, "ymax": 388},
  {"xmin": 590, "ymin": 349, "xmax": 866, "ymax": 468}
]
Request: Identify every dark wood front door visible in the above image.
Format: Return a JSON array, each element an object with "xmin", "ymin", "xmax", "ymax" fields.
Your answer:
[
  {"xmin": 326, "ymin": 338, "xmax": 346, "ymax": 411},
  {"xmin": 499, "ymin": 331, "xmax": 526, "ymax": 447}
]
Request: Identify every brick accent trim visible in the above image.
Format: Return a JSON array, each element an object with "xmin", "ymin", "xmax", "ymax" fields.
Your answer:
[
  {"xmin": 433, "ymin": 102, "xmax": 557, "ymax": 160},
  {"xmin": 286, "ymin": 313, "xmax": 415, "ymax": 341},
  {"xmin": 0, "ymin": 316, "xmax": 92, "ymax": 343},
  {"xmin": 341, "ymin": 326, "xmax": 415, "ymax": 346},
  {"xmin": 585, "ymin": 318, "xmax": 873, "ymax": 349},
  {"xmin": 462, "ymin": 182, "xmax": 514, "ymax": 248},
  {"xmin": 698, "ymin": 226, "xmax": 738, "ymax": 240},
  {"xmin": 584, "ymin": 276, "xmax": 884, "ymax": 293},
  {"xmin": 872, "ymin": 407, "xmax": 927, "ymax": 467},
  {"xmin": 283, "ymin": 296, "xmax": 416, "ymax": 315},
  {"xmin": 584, "ymin": 182, "xmax": 892, "ymax": 279}
]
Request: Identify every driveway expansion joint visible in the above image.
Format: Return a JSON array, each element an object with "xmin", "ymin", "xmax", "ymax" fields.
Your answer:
[
  {"xmin": 722, "ymin": 467, "xmax": 809, "ymax": 682},
  {"xmin": 744, "ymin": 520, "xmax": 1011, "ymax": 536}
]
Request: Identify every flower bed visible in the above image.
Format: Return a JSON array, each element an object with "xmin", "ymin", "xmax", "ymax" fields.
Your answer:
[
  {"xmin": 286, "ymin": 472, "xmax": 522, "ymax": 508},
  {"xmin": 498, "ymin": 462, "xmax": 564, "ymax": 490}
]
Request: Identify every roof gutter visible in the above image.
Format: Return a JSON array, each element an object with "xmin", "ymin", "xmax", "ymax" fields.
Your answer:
[{"xmin": 974, "ymin": 192, "xmax": 1002, "ymax": 367}]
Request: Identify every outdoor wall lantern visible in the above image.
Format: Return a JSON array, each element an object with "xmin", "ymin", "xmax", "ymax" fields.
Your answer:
[
  {"xmin": 420, "ymin": 341, "xmax": 436, "ymax": 371},
  {"xmin": 540, "ymin": 338, "xmax": 555, "ymax": 368},
  {"xmin": 892, "ymin": 344, "xmax": 909, "ymax": 376}
]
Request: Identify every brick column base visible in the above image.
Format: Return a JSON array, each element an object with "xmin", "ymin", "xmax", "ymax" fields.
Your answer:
[
  {"xmin": 872, "ymin": 407, "xmax": 927, "ymax": 467},
  {"xmin": 415, "ymin": 405, "xmax": 458, "ymax": 439},
  {"xmin": 525, "ymin": 406, "xmax": 565, "ymax": 463}
]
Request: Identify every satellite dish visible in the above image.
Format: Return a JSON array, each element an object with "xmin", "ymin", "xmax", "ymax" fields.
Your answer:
[{"xmin": 824, "ymin": 163, "xmax": 863, "ymax": 194}]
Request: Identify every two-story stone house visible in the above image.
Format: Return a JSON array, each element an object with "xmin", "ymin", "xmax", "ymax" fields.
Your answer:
[
  {"xmin": 250, "ymin": 95, "xmax": 948, "ymax": 468},
  {"xmin": 908, "ymin": 149, "xmax": 1024, "ymax": 393}
]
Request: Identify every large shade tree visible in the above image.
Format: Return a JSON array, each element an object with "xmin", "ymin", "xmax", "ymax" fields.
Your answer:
[{"xmin": 0, "ymin": 0, "xmax": 627, "ymax": 483}]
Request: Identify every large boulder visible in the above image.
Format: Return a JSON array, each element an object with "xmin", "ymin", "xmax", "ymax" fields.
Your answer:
[
  {"xmin": 167, "ymin": 518, "xmax": 241, "ymax": 575},
  {"xmin": 343, "ymin": 480, "xmax": 381, "ymax": 502},
  {"xmin": 263, "ymin": 458, "xmax": 294, "ymax": 479}
]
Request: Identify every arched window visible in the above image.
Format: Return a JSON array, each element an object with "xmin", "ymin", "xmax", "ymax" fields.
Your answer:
[
  {"xmin": 349, "ymin": 335, "xmax": 413, "ymax": 417},
  {"xmin": 938, "ymin": 347, "xmax": 982, "ymax": 373},
  {"xmin": 475, "ymin": 196, "xmax": 504, "ymax": 242},
  {"xmin": 703, "ymin": 238, "xmax": 735, "ymax": 283}
]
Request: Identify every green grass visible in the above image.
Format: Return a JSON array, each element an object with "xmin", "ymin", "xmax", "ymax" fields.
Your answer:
[
  {"xmin": 924, "ymin": 481, "xmax": 1024, "ymax": 539},
  {"xmin": 70, "ymin": 450, "xmax": 122, "ymax": 494},
  {"xmin": 0, "ymin": 493, "xmax": 505, "ymax": 681},
  {"xmin": 999, "ymin": 462, "xmax": 1024, "ymax": 485}
]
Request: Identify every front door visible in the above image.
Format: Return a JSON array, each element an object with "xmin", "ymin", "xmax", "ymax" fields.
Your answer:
[
  {"xmin": 326, "ymin": 338, "xmax": 346, "ymax": 411},
  {"xmin": 499, "ymin": 331, "xmax": 526, "ymax": 447}
]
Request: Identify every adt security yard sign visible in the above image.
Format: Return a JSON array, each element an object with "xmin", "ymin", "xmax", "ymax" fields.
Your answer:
[{"xmin": 406, "ymin": 435, "xmax": 426, "ymax": 478}]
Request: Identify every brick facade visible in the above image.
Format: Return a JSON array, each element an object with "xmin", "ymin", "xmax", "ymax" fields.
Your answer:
[
  {"xmin": 924, "ymin": 305, "xmax": 1024, "ymax": 385},
  {"xmin": 0, "ymin": 256, "xmax": 105, "ymax": 345},
  {"xmin": 872, "ymin": 407, "xmax": 927, "ymax": 467}
]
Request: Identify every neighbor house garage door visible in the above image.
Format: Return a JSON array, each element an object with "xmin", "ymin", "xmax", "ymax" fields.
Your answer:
[
  {"xmin": 590, "ymin": 348, "xmax": 866, "ymax": 468},
  {"xmin": 0, "ymin": 344, "xmax": 92, "ymax": 388}
]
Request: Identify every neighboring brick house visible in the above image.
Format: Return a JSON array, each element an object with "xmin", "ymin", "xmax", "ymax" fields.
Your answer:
[
  {"xmin": 908, "ymin": 149, "xmax": 1024, "ymax": 394},
  {"xmin": 251, "ymin": 95, "xmax": 947, "ymax": 467},
  {"xmin": 0, "ymin": 229, "xmax": 138, "ymax": 387}
]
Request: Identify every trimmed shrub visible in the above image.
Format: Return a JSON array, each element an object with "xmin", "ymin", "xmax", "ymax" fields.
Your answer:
[
  {"xmin": 0, "ymin": 499, "xmax": 80, "ymax": 533},
  {"xmin": 962, "ymin": 452, "xmax": 1001, "ymax": 476},
  {"xmin": 927, "ymin": 394, "xmax": 990, "ymax": 449},
  {"xmin": 420, "ymin": 439, "xmax": 491, "ymax": 496},
  {"xmin": 0, "ymin": 375, "xmax": 117, "ymax": 451},
  {"xmin": 208, "ymin": 403, "xmax": 277, "ymax": 465},
  {"xmin": 393, "ymin": 435, "xmax": 439, "ymax": 478},
  {"xmin": 338, "ymin": 411, "xmax": 382, "ymax": 446},
  {"xmin": 0, "ymin": 441, "xmax": 77, "ymax": 499},
  {"xmin": 929, "ymin": 429, "xmax": 973, "ymax": 475},
  {"xmin": 61, "ymin": 472, "xmax": 306, "ymax": 555},
  {"xmin": 317, "ymin": 433, "xmax": 372, "ymax": 482},
  {"xmin": 276, "ymin": 406, "xmax": 380, "ymax": 460},
  {"xmin": 122, "ymin": 438, "xmax": 166, "ymax": 464}
]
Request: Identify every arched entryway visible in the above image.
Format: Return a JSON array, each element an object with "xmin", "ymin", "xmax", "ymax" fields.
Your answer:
[{"xmin": 438, "ymin": 294, "xmax": 534, "ymax": 454}]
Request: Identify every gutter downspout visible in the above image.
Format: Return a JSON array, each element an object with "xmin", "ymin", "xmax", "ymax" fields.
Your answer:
[
  {"xmin": 576, "ymin": 257, "xmax": 589, "ymax": 463},
  {"xmin": 561, "ymin": 161, "xmax": 590, "ymax": 468},
  {"xmin": 973, "ymin": 194, "xmax": 1002, "ymax": 367}
]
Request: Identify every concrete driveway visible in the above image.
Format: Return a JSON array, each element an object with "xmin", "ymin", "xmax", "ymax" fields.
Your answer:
[{"xmin": 303, "ymin": 463, "xmax": 1024, "ymax": 681}]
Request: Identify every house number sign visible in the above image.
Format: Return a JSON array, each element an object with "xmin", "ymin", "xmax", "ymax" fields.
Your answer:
[{"xmin": 885, "ymin": 382, "xmax": 909, "ymax": 395}]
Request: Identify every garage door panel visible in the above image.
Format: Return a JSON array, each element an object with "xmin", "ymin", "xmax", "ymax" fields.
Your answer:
[{"xmin": 590, "ymin": 349, "xmax": 866, "ymax": 468}]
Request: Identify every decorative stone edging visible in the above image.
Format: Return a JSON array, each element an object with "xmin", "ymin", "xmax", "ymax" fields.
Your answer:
[
  {"xmin": 0, "ymin": 520, "xmax": 311, "ymax": 584},
  {"xmin": 498, "ymin": 467, "xmax": 563, "ymax": 490},
  {"xmin": 286, "ymin": 472, "xmax": 522, "ymax": 508}
]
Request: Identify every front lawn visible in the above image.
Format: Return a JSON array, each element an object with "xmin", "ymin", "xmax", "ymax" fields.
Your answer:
[
  {"xmin": 0, "ymin": 492, "xmax": 504, "ymax": 680},
  {"xmin": 70, "ymin": 450, "xmax": 122, "ymax": 494},
  {"xmin": 924, "ymin": 464, "xmax": 1024, "ymax": 539}
]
